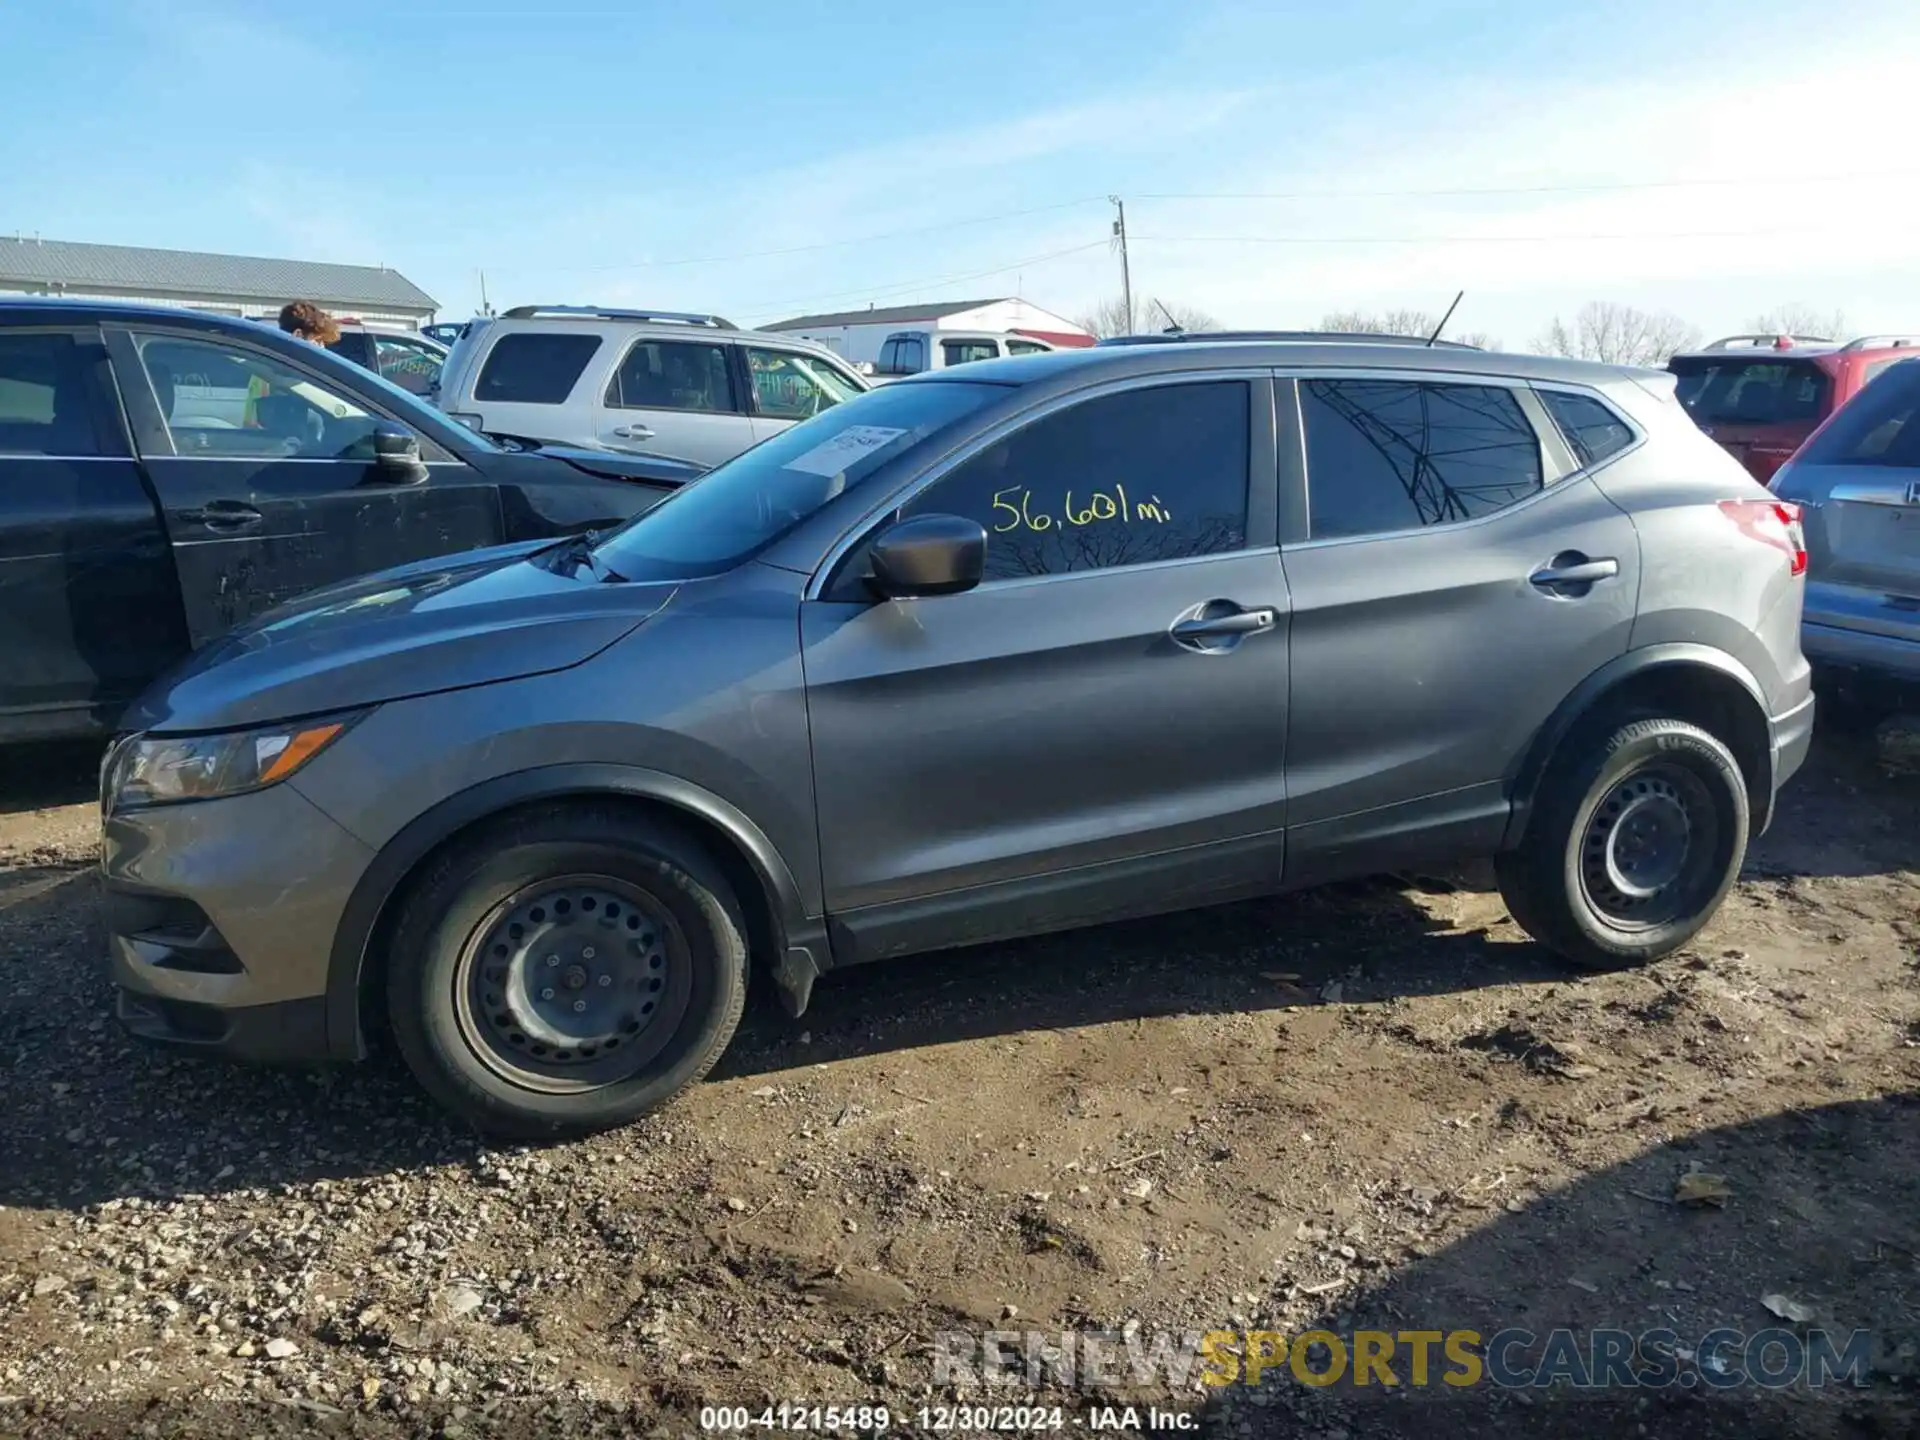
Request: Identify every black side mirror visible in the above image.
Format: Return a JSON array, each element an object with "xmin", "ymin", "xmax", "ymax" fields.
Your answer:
[
  {"xmin": 370, "ymin": 425, "xmax": 429, "ymax": 484},
  {"xmin": 867, "ymin": 513, "xmax": 987, "ymax": 598}
]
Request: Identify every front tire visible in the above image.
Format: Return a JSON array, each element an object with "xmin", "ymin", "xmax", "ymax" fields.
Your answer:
[
  {"xmin": 1497, "ymin": 717, "xmax": 1749, "ymax": 970},
  {"xmin": 386, "ymin": 805, "xmax": 748, "ymax": 1140}
]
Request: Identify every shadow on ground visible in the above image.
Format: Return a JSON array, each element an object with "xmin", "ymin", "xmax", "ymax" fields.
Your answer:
[
  {"xmin": 0, "ymin": 860, "xmax": 1555, "ymax": 1210},
  {"xmin": 0, "ymin": 739, "xmax": 102, "ymax": 817},
  {"xmin": 1221, "ymin": 1091, "xmax": 1920, "ymax": 1438},
  {"xmin": 1, "ymin": 719, "xmax": 1911, "ymax": 1215}
]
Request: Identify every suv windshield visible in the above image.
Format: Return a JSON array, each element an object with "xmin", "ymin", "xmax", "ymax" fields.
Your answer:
[
  {"xmin": 1669, "ymin": 357, "xmax": 1830, "ymax": 427},
  {"xmin": 1796, "ymin": 358, "xmax": 1920, "ymax": 467},
  {"xmin": 590, "ymin": 380, "xmax": 1003, "ymax": 581}
]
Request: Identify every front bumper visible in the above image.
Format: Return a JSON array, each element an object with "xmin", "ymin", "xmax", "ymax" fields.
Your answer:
[{"xmin": 104, "ymin": 780, "xmax": 375, "ymax": 1063}]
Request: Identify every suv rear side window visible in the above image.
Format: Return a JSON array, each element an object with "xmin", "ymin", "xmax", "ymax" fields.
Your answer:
[
  {"xmin": 1302, "ymin": 379, "xmax": 1544, "ymax": 539},
  {"xmin": 1006, "ymin": 340, "xmax": 1050, "ymax": 356},
  {"xmin": 903, "ymin": 380, "xmax": 1250, "ymax": 581},
  {"xmin": 475, "ymin": 332, "xmax": 602, "ymax": 405},
  {"xmin": 1669, "ymin": 359, "xmax": 1830, "ymax": 426},
  {"xmin": 607, "ymin": 340, "xmax": 737, "ymax": 413},
  {"xmin": 1539, "ymin": 389, "xmax": 1635, "ymax": 468},
  {"xmin": 0, "ymin": 332, "xmax": 102, "ymax": 456},
  {"xmin": 1797, "ymin": 359, "xmax": 1920, "ymax": 467}
]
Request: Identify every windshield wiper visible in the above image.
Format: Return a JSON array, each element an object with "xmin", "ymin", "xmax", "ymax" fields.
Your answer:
[{"xmin": 545, "ymin": 529, "xmax": 630, "ymax": 583}]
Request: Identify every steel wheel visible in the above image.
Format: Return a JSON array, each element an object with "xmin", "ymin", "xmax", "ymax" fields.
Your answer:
[
  {"xmin": 1577, "ymin": 762, "xmax": 1721, "ymax": 931},
  {"xmin": 452, "ymin": 875, "xmax": 693, "ymax": 1093}
]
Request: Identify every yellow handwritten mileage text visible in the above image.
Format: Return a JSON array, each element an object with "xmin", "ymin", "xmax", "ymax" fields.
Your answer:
[{"xmin": 990, "ymin": 484, "xmax": 1173, "ymax": 534}]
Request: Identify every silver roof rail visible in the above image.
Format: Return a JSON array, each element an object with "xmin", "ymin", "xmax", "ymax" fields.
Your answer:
[
  {"xmin": 1837, "ymin": 334, "xmax": 1920, "ymax": 352},
  {"xmin": 1699, "ymin": 333, "xmax": 1835, "ymax": 351},
  {"xmin": 500, "ymin": 305, "xmax": 737, "ymax": 329}
]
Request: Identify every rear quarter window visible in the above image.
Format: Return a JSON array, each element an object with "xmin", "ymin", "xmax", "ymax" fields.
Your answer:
[
  {"xmin": 1538, "ymin": 389, "xmax": 1636, "ymax": 468},
  {"xmin": 474, "ymin": 332, "xmax": 602, "ymax": 405}
]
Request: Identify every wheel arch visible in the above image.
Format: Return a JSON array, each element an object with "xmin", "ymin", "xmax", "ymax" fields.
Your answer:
[
  {"xmin": 1503, "ymin": 644, "xmax": 1776, "ymax": 850},
  {"xmin": 323, "ymin": 764, "xmax": 824, "ymax": 1060}
]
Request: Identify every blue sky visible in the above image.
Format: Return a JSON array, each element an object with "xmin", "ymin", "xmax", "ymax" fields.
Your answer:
[{"xmin": 5, "ymin": 0, "xmax": 1918, "ymax": 343}]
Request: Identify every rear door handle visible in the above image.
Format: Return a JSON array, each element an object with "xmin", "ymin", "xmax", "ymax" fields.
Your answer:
[
  {"xmin": 1529, "ymin": 557, "xmax": 1618, "ymax": 589},
  {"xmin": 1172, "ymin": 608, "xmax": 1277, "ymax": 638},
  {"xmin": 609, "ymin": 424, "xmax": 655, "ymax": 441},
  {"xmin": 177, "ymin": 502, "xmax": 263, "ymax": 531}
]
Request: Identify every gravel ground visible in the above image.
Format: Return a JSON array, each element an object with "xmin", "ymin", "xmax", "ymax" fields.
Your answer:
[{"xmin": 1, "ymin": 721, "xmax": 1916, "ymax": 1439}]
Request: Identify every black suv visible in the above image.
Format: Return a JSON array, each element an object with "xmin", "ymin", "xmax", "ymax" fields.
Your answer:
[{"xmin": 0, "ymin": 298, "xmax": 704, "ymax": 744}]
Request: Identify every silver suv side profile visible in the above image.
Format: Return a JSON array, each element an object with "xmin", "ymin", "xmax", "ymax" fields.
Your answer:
[
  {"xmin": 103, "ymin": 341, "xmax": 1814, "ymax": 1138},
  {"xmin": 436, "ymin": 306, "xmax": 870, "ymax": 466}
]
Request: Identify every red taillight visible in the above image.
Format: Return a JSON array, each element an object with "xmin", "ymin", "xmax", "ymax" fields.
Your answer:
[{"xmin": 1718, "ymin": 499, "xmax": 1807, "ymax": 575}]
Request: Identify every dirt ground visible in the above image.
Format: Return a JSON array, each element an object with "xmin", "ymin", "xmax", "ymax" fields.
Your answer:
[{"xmin": 1, "ymin": 719, "xmax": 1916, "ymax": 1439}]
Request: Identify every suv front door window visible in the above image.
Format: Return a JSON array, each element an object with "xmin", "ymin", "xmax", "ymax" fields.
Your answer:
[
  {"xmin": 743, "ymin": 347, "xmax": 861, "ymax": 429},
  {"xmin": 899, "ymin": 379, "xmax": 1251, "ymax": 581},
  {"xmin": 802, "ymin": 377, "xmax": 1289, "ymax": 954}
]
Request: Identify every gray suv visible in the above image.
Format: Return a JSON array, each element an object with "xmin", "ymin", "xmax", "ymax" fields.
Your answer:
[{"xmin": 103, "ymin": 341, "xmax": 1815, "ymax": 1138}]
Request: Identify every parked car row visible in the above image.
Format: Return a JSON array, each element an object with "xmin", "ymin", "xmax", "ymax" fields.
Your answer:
[
  {"xmin": 97, "ymin": 330, "xmax": 1815, "ymax": 1140},
  {"xmin": 1665, "ymin": 332, "xmax": 1919, "ymax": 694}
]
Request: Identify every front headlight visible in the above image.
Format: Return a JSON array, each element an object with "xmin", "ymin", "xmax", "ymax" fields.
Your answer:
[{"xmin": 109, "ymin": 712, "xmax": 364, "ymax": 809}]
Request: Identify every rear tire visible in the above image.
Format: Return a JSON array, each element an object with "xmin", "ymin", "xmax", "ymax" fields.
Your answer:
[
  {"xmin": 386, "ymin": 805, "xmax": 748, "ymax": 1140},
  {"xmin": 1497, "ymin": 716, "xmax": 1749, "ymax": 970}
]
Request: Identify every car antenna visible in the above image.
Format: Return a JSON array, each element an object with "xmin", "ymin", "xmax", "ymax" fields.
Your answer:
[
  {"xmin": 1426, "ymin": 291, "xmax": 1464, "ymax": 346},
  {"xmin": 1152, "ymin": 298, "xmax": 1183, "ymax": 335}
]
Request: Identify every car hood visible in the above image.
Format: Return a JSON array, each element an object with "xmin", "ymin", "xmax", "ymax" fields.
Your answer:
[
  {"xmin": 127, "ymin": 540, "xmax": 678, "ymax": 734},
  {"xmin": 492, "ymin": 435, "xmax": 707, "ymax": 486}
]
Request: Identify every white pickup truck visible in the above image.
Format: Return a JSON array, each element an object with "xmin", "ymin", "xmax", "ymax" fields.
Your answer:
[{"xmin": 866, "ymin": 329, "xmax": 1054, "ymax": 383}]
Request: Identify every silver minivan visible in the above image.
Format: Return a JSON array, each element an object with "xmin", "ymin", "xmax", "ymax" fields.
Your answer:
[{"xmin": 435, "ymin": 306, "xmax": 870, "ymax": 467}]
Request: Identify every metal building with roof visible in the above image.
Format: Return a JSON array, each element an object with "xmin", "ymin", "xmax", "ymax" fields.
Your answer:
[
  {"xmin": 762, "ymin": 296, "xmax": 1093, "ymax": 364},
  {"xmin": 0, "ymin": 235, "xmax": 438, "ymax": 328}
]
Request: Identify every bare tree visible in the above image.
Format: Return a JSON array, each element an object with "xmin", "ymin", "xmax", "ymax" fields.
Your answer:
[
  {"xmin": 1313, "ymin": 309, "xmax": 1499, "ymax": 350},
  {"xmin": 1532, "ymin": 302, "xmax": 1701, "ymax": 366},
  {"xmin": 1746, "ymin": 304, "xmax": 1848, "ymax": 341},
  {"xmin": 1076, "ymin": 295, "xmax": 1221, "ymax": 338}
]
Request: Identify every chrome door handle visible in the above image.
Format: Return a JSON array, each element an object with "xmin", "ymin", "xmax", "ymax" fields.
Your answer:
[
  {"xmin": 610, "ymin": 424, "xmax": 655, "ymax": 441},
  {"xmin": 1530, "ymin": 558, "xmax": 1618, "ymax": 588},
  {"xmin": 1171, "ymin": 608, "xmax": 1277, "ymax": 638}
]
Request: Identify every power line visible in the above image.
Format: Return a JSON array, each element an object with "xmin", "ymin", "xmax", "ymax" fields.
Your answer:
[
  {"xmin": 737, "ymin": 240, "xmax": 1110, "ymax": 324},
  {"xmin": 1134, "ymin": 167, "xmax": 1920, "ymax": 201},
  {"xmin": 1131, "ymin": 224, "xmax": 1836, "ymax": 245},
  {"xmin": 490, "ymin": 196, "xmax": 1109, "ymax": 275}
]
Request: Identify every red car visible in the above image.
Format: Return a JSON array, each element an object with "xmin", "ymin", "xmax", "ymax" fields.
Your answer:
[{"xmin": 1668, "ymin": 333, "xmax": 1920, "ymax": 484}]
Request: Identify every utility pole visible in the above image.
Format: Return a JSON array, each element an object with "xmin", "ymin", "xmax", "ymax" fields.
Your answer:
[{"xmin": 1109, "ymin": 195, "xmax": 1132, "ymax": 333}]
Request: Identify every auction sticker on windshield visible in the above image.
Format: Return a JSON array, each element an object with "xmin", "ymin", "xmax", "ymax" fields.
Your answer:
[{"xmin": 783, "ymin": 426, "xmax": 907, "ymax": 477}]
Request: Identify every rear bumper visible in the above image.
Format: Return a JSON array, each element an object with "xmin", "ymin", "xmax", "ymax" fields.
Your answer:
[
  {"xmin": 1803, "ymin": 619, "xmax": 1920, "ymax": 683},
  {"xmin": 1769, "ymin": 691, "xmax": 1816, "ymax": 796}
]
